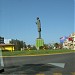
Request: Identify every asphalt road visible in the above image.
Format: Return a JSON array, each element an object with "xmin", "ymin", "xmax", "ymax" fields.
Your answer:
[{"xmin": 1, "ymin": 52, "xmax": 75, "ymax": 75}]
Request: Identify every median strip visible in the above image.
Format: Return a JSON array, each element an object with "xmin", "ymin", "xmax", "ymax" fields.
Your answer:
[{"xmin": 1, "ymin": 50, "xmax": 75, "ymax": 57}]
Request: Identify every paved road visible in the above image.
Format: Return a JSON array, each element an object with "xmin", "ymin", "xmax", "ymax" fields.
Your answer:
[{"xmin": 1, "ymin": 52, "xmax": 75, "ymax": 75}]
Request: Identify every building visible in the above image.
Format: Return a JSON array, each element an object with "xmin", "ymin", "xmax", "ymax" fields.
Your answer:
[
  {"xmin": 63, "ymin": 32, "xmax": 75, "ymax": 50},
  {"xmin": 0, "ymin": 44, "xmax": 15, "ymax": 52},
  {"xmin": 0, "ymin": 37, "xmax": 15, "ymax": 52},
  {"xmin": 4, "ymin": 39, "xmax": 11, "ymax": 44},
  {"xmin": 0, "ymin": 37, "xmax": 4, "ymax": 44}
]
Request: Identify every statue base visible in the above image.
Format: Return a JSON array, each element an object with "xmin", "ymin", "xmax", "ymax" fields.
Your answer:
[{"xmin": 36, "ymin": 38, "xmax": 44, "ymax": 50}]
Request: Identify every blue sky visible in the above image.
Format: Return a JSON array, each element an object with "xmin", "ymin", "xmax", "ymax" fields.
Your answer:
[{"xmin": 0, "ymin": 0, "xmax": 74, "ymax": 45}]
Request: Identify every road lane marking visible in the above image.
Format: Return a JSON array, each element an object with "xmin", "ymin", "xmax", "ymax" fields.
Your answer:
[{"xmin": 48, "ymin": 63, "xmax": 65, "ymax": 68}]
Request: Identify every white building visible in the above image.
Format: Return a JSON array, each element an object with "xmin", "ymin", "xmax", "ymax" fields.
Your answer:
[
  {"xmin": 4, "ymin": 39, "xmax": 11, "ymax": 44},
  {"xmin": 63, "ymin": 32, "xmax": 75, "ymax": 50}
]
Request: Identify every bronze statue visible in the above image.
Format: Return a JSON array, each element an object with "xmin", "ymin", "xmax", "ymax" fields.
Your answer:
[{"xmin": 36, "ymin": 17, "xmax": 41, "ymax": 39}]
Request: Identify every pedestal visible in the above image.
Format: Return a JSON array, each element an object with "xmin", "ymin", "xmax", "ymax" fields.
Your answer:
[{"xmin": 36, "ymin": 38, "xmax": 44, "ymax": 50}]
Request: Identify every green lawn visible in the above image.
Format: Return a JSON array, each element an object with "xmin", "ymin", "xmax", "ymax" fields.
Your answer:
[{"xmin": 2, "ymin": 49, "xmax": 75, "ymax": 56}]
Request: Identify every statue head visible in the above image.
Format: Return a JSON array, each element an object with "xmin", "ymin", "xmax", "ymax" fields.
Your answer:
[{"xmin": 37, "ymin": 17, "xmax": 39, "ymax": 20}]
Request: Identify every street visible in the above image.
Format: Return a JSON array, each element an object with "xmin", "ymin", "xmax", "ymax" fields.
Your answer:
[{"xmin": 1, "ymin": 52, "xmax": 75, "ymax": 75}]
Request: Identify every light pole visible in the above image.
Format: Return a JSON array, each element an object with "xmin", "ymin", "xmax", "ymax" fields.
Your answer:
[{"xmin": 0, "ymin": 48, "xmax": 4, "ymax": 73}]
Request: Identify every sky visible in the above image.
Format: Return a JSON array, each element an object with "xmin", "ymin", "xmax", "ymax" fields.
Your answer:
[{"xmin": 0, "ymin": 0, "xmax": 74, "ymax": 45}]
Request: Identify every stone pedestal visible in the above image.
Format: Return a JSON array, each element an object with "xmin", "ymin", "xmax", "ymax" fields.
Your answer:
[{"xmin": 36, "ymin": 38, "xmax": 44, "ymax": 50}]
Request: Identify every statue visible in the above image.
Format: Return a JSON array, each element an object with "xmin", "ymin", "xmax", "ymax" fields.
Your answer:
[
  {"xmin": 36, "ymin": 17, "xmax": 41, "ymax": 39},
  {"xmin": 35, "ymin": 17, "xmax": 44, "ymax": 50}
]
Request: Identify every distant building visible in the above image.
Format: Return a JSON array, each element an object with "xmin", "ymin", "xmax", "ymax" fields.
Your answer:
[
  {"xmin": 0, "ymin": 37, "xmax": 14, "ymax": 51},
  {"xmin": 63, "ymin": 32, "xmax": 75, "ymax": 50},
  {"xmin": 0, "ymin": 37, "xmax": 4, "ymax": 44},
  {"xmin": 4, "ymin": 39, "xmax": 11, "ymax": 44},
  {"xmin": 0, "ymin": 44, "xmax": 15, "ymax": 52}
]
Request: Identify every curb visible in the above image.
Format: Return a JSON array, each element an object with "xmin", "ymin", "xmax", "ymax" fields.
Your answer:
[{"xmin": 1, "ymin": 52, "xmax": 75, "ymax": 58}]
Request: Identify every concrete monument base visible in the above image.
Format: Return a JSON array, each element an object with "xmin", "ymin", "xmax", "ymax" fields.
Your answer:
[{"xmin": 36, "ymin": 38, "xmax": 44, "ymax": 50}]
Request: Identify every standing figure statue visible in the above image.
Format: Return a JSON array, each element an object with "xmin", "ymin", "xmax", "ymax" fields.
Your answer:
[{"xmin": 36, "ymin": 17, "xmax": 41, "ymax": 39}]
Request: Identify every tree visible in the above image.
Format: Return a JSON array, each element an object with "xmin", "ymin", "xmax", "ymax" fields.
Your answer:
[
  {"xmin": 54, "ymin": 43, "xmax": 59, "ymax": 49},
  {"xmin": 59, "ymin": 43, "xmax": 63, "ymax": 49},
  {"xmin": 9, "ymin": 39, "xmax": 26, "ymax": 50},
  {"xmin": 32, "ymin": 45, "xmax": 37, "ymax": 50}
]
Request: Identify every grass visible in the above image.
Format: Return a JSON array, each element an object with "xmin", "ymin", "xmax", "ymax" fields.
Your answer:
[{"xmin": 2, "ymin": 49, "xmax": 75, "ymax": 56}]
